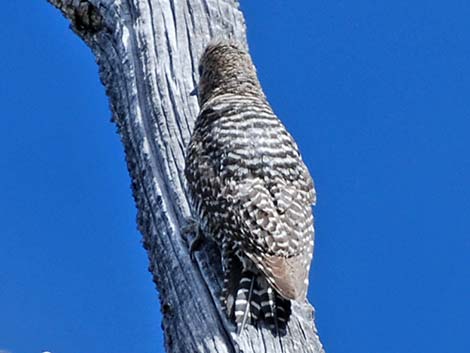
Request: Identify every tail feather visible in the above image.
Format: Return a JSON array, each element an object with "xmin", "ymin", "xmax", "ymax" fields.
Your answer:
[
  {"xmin": 262, "ymin": 286, "xmax": 278, "ymax": 333},
  {"xmin": 229, "ymin": 271, "xmax": 292, "ymax": 335},
  {"xmin": 259, "ymin": 285, "xmax": 291, "ymax": 334},
  {"xmin": 274, "ymin": 294, "xmax": 291, "ymax": 329},
  {"xmin": 250, "ymin": 288, "xmax": 262, "ymax": 321},
  {"xmin": 220, "ymin": 239, "xmax": 292, "ymax": 334},
  {"xmin": 234, "ymin": 273, "xmax": 256, "ymax": 334}
]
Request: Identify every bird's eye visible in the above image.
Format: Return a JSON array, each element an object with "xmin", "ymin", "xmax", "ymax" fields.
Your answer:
[{"xmin": 198, "ymin": 64, "xmax": 203, "ymax": 76}]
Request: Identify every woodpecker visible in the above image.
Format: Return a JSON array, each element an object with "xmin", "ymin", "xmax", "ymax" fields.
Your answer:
[{"xmin": 185, "ymin": 40, "xmax": 316, "ymax": 334}]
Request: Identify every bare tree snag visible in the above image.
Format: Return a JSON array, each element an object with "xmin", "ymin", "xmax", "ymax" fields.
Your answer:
[{"xmin": 47, "ymin": 0, "xmax": 325, "ymax": 352}]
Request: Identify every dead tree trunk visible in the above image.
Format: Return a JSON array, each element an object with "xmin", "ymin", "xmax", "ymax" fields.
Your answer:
[{"xmin": 47, "ymin": 1, "xmax": 325, "ymax": 352}]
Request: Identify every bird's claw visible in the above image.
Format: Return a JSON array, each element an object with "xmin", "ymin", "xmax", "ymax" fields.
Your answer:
[{"xmin": 182, "ymin": 218, "xmax": 204, "ymax": 261}]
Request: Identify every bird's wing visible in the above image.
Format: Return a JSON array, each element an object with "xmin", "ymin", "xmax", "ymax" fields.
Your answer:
[{"xmin": 223, "ymin": 175, "xmax": 314, "ymax": 300}]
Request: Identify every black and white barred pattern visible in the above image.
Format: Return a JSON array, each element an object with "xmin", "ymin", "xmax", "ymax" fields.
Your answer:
[{"xmin": 185, "ymin": 41, "xmax": 316, "ymax": 334}]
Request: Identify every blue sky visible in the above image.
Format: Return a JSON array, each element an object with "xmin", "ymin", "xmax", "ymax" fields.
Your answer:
[{"xmin": 1, "ymin": 1, "xmax": 469, "ymax": 353}]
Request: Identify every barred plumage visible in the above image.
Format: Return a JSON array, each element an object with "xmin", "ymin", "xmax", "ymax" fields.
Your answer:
[{"xmin": 185, "ymin": 40, "xmax": 316, "ymax": 334}]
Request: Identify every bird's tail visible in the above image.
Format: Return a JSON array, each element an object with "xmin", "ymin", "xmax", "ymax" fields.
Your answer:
[
  {"xmin": 234, "ymin": 272, "xmax": 259, "ymax": 334},
  {"xmin": 259, "ymin": 283, "xmax": 291, "ymax": 333},
  {"xmin": 220, "ymin": 239, "xmax": 291, "ymax": 334},
  {"xmin": 226, "ymin": 270, "xmax": 291, "ymax": 334}
]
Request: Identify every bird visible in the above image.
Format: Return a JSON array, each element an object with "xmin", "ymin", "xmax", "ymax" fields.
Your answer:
[{"xmin": 184, "ymin": 40, "xmax": 316, "ymax": 334}]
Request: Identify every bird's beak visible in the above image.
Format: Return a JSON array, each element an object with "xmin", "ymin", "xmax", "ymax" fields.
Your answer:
[{"xmin": 190, "ymin": 86, "xmax": 199, "ymax": 96}]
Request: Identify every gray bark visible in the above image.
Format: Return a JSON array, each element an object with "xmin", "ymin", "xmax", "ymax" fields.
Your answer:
[{"xmin": 46, "ymin": 1, "xmax": 325, "ymax": 352}]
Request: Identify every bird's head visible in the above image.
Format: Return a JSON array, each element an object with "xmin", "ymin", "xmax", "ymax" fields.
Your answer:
[{"xmin": 196, "ymin": 40, "xmax": 264, "ymax": 106}]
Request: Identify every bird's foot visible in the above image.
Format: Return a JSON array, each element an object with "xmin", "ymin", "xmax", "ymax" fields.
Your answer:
[{"xmin": 182, "ymin": 217, "xmax": 205, "ymax": 261}]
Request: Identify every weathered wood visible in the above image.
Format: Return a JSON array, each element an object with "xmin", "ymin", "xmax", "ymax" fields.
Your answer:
[{"xmin": 46, "ymin": 1, "xmax": 325, "ymax": 352}]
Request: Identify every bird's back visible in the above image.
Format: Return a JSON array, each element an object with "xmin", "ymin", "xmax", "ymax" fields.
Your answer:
[{"xmin": 185, "ymin": 40, "xmax": 316, "ymax": 333}]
